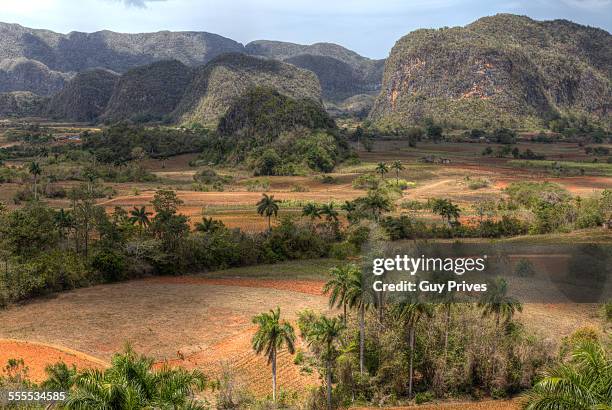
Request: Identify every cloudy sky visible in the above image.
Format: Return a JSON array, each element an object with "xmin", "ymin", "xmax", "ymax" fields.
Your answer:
[{"xmin": 2, "ymin": 0, "xmax": 611, "ymax": 58}]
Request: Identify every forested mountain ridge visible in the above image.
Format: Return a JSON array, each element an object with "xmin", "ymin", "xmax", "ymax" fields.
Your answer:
[
  {"xmin": 370, "ymin": 14, "xmax": 611, "ymax": 129},
  {"xmin": 246, "ymin": 40, "xmax": 385, "ymax": 101}
]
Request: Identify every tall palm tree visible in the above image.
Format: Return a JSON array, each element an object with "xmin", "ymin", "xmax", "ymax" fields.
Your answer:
[
  {"xmin": 392, "ymin": 299, "xmax": 433, "ymax": 398},
  {"xmin": 478, "ymin": 277, "xmax": 522, "ymax": 328},
  {"xmin": 345, "ymin": 267, "xmax": 370, "ymax": 376},
  {"xmin": 391, "ymin": 160, "xmax": 405, "ymax": 184},
  {"xmin": 256, "ymin": 193, "xmax": 280, "ymax": 231},
  {"xmin": 251, "ymin": 307, "xmax": 296, "ymax": 402},
  {"xmin": 129, "ymin": 206, "xmax": 152, "ymax": 233},
  {"xmin": 302, "ymin": 203, "xmax": 321, "ymax": 221},
  {"xmin": 29, "ymin": 161, "xmax": 42, "ymax": 200},
  {"xmin": 320, "ymin": 202, "xmax": 339, "ymax": 223},
  {"xmin": 522, "ymin": 340, "xmax": 611, "ymax": 410},
  {"xmin": 341, "ymin": 200, "xmax": 358, "ymax": 224},
  {"xmin": 65, "ymin": 346, "xmax": 208, "ymax": 409},
  {"xmin": 304, "ymin": 315, "xmax": 345, "ymax": 410},
  {"xmin": 375, "ymin": 162, "xmax": 389, "ymax": 180},
  {"xmin": 323, "ymin": 264, "xmax": 359, "ymax": 324}
]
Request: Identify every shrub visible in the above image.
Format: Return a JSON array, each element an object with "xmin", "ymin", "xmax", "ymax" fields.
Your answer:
[
  {"xmin": 90, "ymin": 249, "xmax": 127, "ymax": 282},
  {"xmin": 415, "ymin": 392, "xmax": 434, "ymax": 404}
]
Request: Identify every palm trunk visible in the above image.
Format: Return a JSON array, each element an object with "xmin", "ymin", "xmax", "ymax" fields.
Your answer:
[
  {"xmin": 33, "ymin": 176, "xmax": 38, "ymax": 200},
  {"xmin": 359, "ymin": 303, "xmax": 365, "ymax": 375},
  {"xmin": 408, "ymin": 325, "xmax": 415, "ymax": 398},
  {"xmin": 343, "ymin": 303, "xmax": 347, "ymax": 325},
  {"xmin": 268, "ymin": 215, "xmax": 271, "ymax": 231},
  {"xmin": 272, "ymin": 348, "xmax": 277, "ymax": 402},
  {"xmin": 326, "ymin": 358, "xmax": 332, "ymax": 410}
]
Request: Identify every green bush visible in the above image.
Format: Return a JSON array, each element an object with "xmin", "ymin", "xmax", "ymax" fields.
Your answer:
[{"xmin": 415, "ymin": 392, "xmax": 434, "ymax": 404}]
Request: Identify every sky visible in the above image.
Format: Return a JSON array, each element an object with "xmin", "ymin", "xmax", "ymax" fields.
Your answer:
[{"xmin": 2, "ymin": 0, "xmax": 611, "ymax": 59}]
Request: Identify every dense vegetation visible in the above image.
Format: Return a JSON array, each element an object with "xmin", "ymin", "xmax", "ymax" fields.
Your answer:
[{"xmin": 371, "ymin": 14, "xmax": 611, "ymax": 130}]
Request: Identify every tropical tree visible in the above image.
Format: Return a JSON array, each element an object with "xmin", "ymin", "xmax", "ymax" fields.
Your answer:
[
  {"xmin": 65, "ymin": 346, "xmax": 208, "ymax": 409},
  {"xmin": 391, "ymin": 160, "xmax": 405, "ymax": 183},
  {"xmin": 54, "ymin": 208, "xmax": 74, "ymax": 241},
  {"xmin": 320, "ymin": 202, "xmax": 339, "ymax": 223},
  {"xmin": 362, "ymin": 190, "xmax": 392, "ymax": 222},
  {"xmin": 28, "ymin": 161, "xmax": 42, "ymax": 200},
  {"xmin": 301, "ymin": 315, "xmax": 345, "ymax": 410},
  {"xmin": 345, "ymin": 267, "xmax": 370, "ymax": 375},
  {"xmin": 256, "ymin": 193, "xmax": 280, "ymax": 231},
  {"xmin": 195, "ymin": 216, "xmax": 225, "ymax": 233},
  {"xmin": 42, "ymin": 362, "xmax": 77, "ymax": 391},
  {"xmin": 323, "ymin": 264, "xmax": 359, "ymax": 324},
  {"xmin": 302, "ymin": 203, "xmax": 321, "ymax": 221},
  {"xmin": 375, "ymin": 162, "xmax": 389, "ymax": 180},
  {"xmin": 478, "ymin": 277, "xmax": 522, "ymax": 328},
  {"xmin": 431, "ymin": 198, "xmax": 461, "ymax": 227},
  {"xmin": 129, "ymin": 206, "xmax": 152, "ymax": 233},
  {"xmin": 341, "ymin": 200, "xmax": 359, "ymax": 224},
  {"xmin": 392, "ymin": 299, "xmax": 433, "ymax": 398},
  {"xmin": 251, "ymin": 307, "xmax": 296, "ymax": 402},
  {"xmin": 522, "ymin": 339, "xmax": 611, "ymax": 410}
]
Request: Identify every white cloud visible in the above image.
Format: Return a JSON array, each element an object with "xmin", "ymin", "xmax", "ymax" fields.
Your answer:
[{"xmin": 108, "ymin": 0, "xmax": 169, "ymax": 8}]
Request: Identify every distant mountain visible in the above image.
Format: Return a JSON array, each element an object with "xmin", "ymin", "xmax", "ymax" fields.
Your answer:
[
  {"xmin": 0, "ymin": 22, "xmax": 243, "ymax": 95},
  {"xmin": 0, "ymin": 58, "xmax": 71, "ymax": 95},
  {"xmin": 172, "ymin": 53, "xmax": 322, "ymax": 125},
  {"xmin": 47, "ymin": 69, "xmax": 118, "ymax": 122},
  {"xmin": 0, "ymin": 91, "xmax": 47, "ymax": 117},
  {"xmin": 246, "ymin": 40, "xmax": 384, "ymax": 102},
  {"xmin": 370, "ymin": 14, "xmax": 611, "ymax": 129},
  {"xmin": 102, "ymin": 60, "xmax": 193, "ymax": 122}
]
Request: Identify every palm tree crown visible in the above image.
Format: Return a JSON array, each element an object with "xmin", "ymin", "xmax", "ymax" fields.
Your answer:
[
  {"xmin": 478, "ymin": 277, "xmax": 522, "ymax": 327},
  {"xmin": 129, "ymin": 206, "xmax": 153, "ymax": 230},
  {"xmin": 302, "ymin": 203, "xmax": 321, "ymax": 220},
  {"xmin": 256, "ymin": 193, "xmax": 280, "ymax": 231},
  {"xmin": 375, "ymin": 162, "xmax": 389, "ymax": 179}
]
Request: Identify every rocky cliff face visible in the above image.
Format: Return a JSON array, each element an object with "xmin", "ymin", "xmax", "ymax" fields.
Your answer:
[
  {"xmin": 246, "ymin": 40, "xmax": 384, "ymax": 102},
  {"xmin": 172, "ymin": 53, "xmax": 322, "ymax": 125},
  {"xmin": 370, "ymin": 14, "xmax": 611, "ymax": 129}
]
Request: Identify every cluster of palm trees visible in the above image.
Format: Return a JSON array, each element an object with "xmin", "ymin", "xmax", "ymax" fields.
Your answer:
[
  {"xmin": 302, "ymin": 202, "xmax": 339, "ymax": 222},
  {"xmin": 42, "ymin": 346, "xmax": 209, "ymax": 409},
  {"xmin": 321, "ymin": 265, "xmax": 525, "ymax": 400},
  {"xmin": 375, "ymin": 160, "xmax": 405, "ymax": 183}
]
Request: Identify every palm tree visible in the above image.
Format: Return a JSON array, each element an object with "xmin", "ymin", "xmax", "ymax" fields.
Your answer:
[
  {"xmin": 251, "ymin": 307, "xmax": 296, "ymax": 402},
  {"xmin": 195, "ymin": 216, "xmax": 224, "ymax": 233},
  {"xmin": 320, "ymin": 202, "xmax": 339, "ymax": 223},
  {"xmin": 375, "ymin": 162, "xmax": 389, "ymax": 180},
  {"xmin": 42, "ymin": 362, "xmax": 76, "ymax": 391},
  {"xmin": 256, "ymin": 193, "xmax": 280, "ymax": 231},
  {"xmin": 323, "ymin": 264, "xmax": 359, "ymax": 324},
  {"xmin": 391, "ymin": 160, "xmax": 405, "ymax": 183},
  {"xmin": 303, "ymin": 315, "xmax": 345, "ymax": 410},
  {"xmin": 522, "ymin": 340, "xmax": 611, "ymax": 410},
  {"xmin": 478, "ymin": 277, "xmax": 522, "ymax": 328},
  {"xmin": 363, "ymin": 190, "xmax": 392, "ymax": 222},
  {"xmin": 341, "ymin": 200, "xmax": 358, "ymax": 224},
  {"xmin": 65, "ymin": 346, "xmax": 208, "ymax": 409},
  {"xmin": 302, "ymin": 203, "xmax": 321, "ymax": 221},
  {"xmin": 129, "ymin": 206, "xmax": 152, "ymax": 233},
  {"xmin": 432, "ymin": 198, "xmax": 461, "ymax": 227},
  {"xmin": 392, "ymin": 299, "xmax": 433, "ymax": 398},
  {"xmin": 29, "ymin": 161, "xmax": 42, "ymax": 200},
  {"xmin": 345, "ymin": 267, "xmax": 370, "ymax": 376}
]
